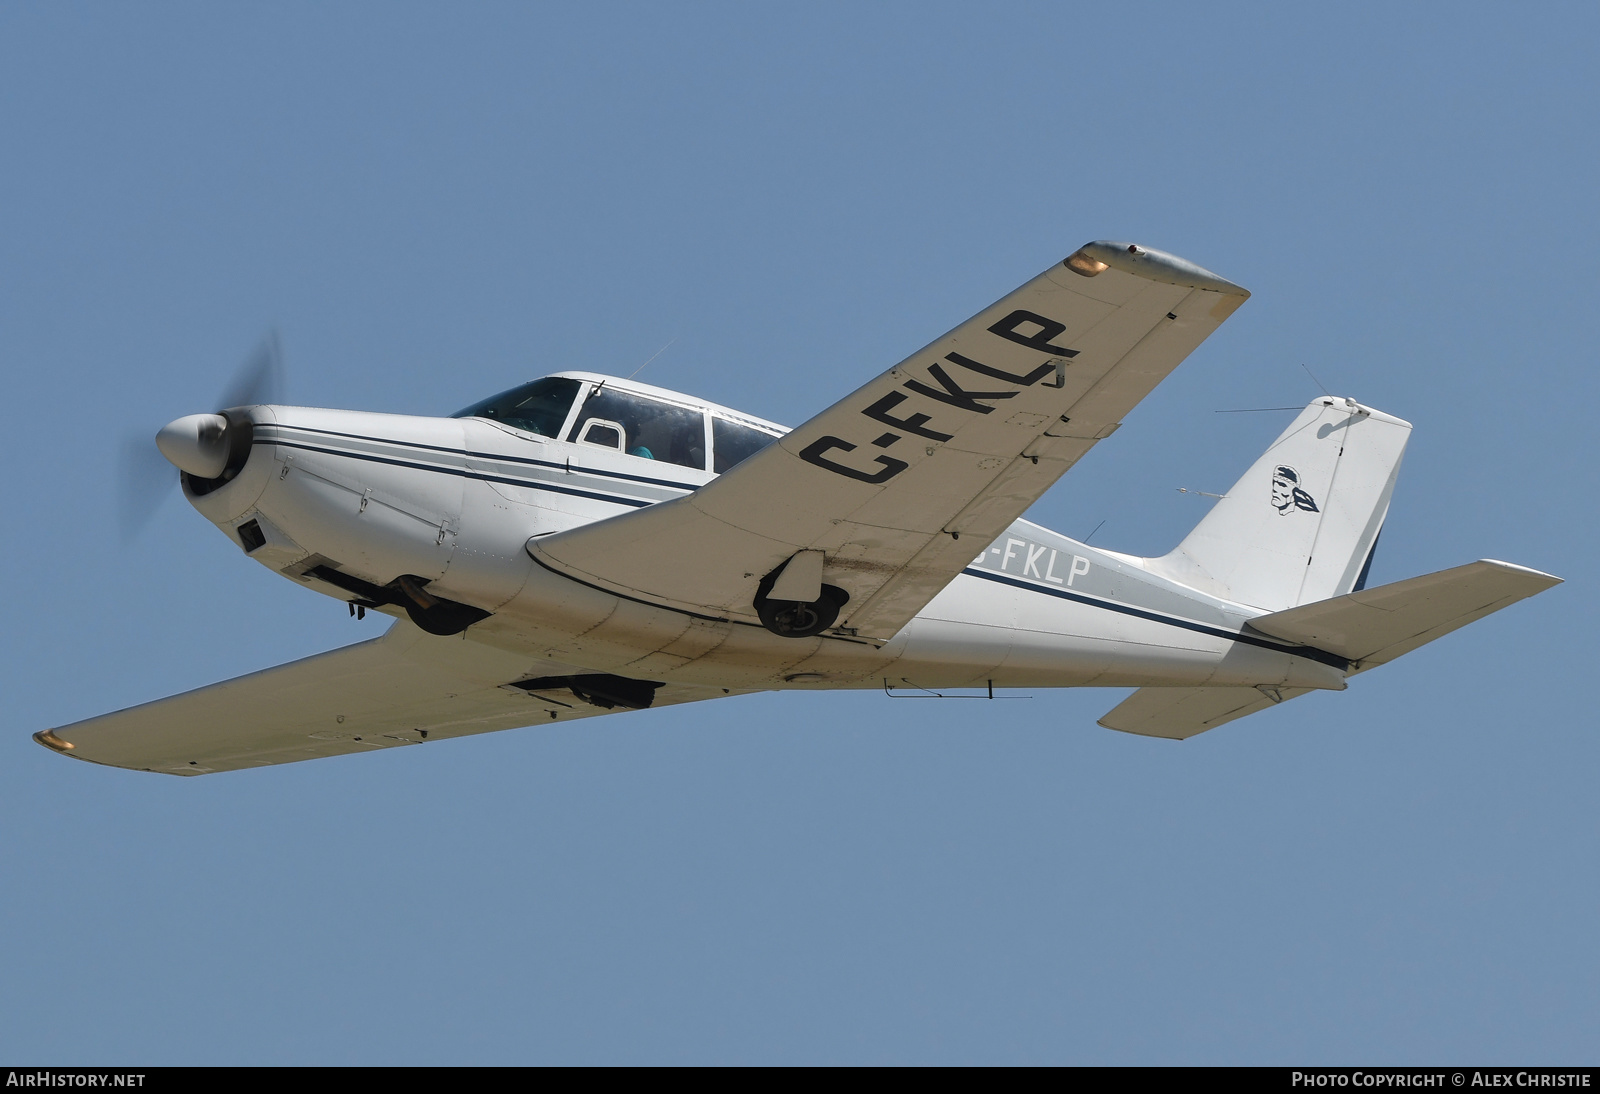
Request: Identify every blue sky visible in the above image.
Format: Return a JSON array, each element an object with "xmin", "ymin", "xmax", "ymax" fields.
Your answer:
[{"xmin": 1, "ymin": 2, "xmax": 1594, "ymax": 1064}]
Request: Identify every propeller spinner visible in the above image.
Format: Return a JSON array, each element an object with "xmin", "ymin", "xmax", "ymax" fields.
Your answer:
[
  {"xmin": 155, "ymin": 413, "xmax": 232, "ymax": 478},
  {"xmin": 119, "ymin": 331, "xmax": 285, "ymax": 540}
]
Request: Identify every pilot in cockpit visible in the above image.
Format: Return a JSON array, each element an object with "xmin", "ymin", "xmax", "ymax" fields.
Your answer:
[{"xmin": 453, "ymin": 376, "xmax": 709, "ymax": 470}]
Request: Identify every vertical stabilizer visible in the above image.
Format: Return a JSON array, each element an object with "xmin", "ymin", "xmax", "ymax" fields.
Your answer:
[{"xmin": 1148, "ymin": 398, "xmax": 1411, "ymax": 611}]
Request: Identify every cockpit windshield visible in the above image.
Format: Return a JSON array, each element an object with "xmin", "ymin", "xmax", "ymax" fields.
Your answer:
[
  {"xmin": 451, "ymin": 377, "xmax": 581, "ymax": 438},
  {"xmin": 713, "ymin": 416, "xmax": 780, "ymax": 472},
  {"xmin": 568, "ymin": 386, "xmax": 706, "ymax": 470},
  {"xmin": 455, "ymin": 374, "xmax": 777, "ymax": 476}
]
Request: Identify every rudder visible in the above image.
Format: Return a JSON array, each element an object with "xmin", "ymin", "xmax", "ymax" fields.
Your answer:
[{"xmin": 1147, "ymin": 397, "xmax": 1411, "ymax": 611}]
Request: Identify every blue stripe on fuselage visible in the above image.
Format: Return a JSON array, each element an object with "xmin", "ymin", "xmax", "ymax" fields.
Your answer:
[
  {"xmin": 961, "ymin": 568, "xmax": 1348, "ymax": 670},
  {"xmin": 257, "ymin": 433, "xmax": 679, "ymax": 509}
]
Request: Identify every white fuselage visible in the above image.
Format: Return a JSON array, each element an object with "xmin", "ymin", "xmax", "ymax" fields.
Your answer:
[{"xmin": 183, "ymin": 396, "xmax": 1348, "ymax": 698}]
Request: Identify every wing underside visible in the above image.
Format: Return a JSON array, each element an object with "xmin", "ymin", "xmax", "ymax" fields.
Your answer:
[
  {"xmin": 37, "ymin": 622, "xmax": 745, "ymax": 775},
  {"xmin": 532, "ymin": 241, "xmax": 1251, "ymax": 640}
]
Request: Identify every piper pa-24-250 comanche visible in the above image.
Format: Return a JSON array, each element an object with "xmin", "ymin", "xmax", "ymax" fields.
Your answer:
[{"xmin": 39, "ymin": 241, "xmax": 1561, "ymax": 775}]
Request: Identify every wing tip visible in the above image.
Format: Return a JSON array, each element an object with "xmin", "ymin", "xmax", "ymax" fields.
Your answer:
[
  {"xmin": 1475, "ymin": 559, "xmax": 1564, "ymax": 588},
  {"xmin": 33, "ymin": 729, "xmax": 77, "ymax": 755},
  {"xmin": 1067, "ymin": 241, "xmax": 1250, "ymax": 297}
]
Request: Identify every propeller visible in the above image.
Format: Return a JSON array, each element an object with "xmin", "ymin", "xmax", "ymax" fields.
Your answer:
[
  {"xmin": 118, "ymin": 331, "xmax": 286, "ymax": 542},
  {"xmin": 218, "ymin": 329, "xmax": 284, "ymax": 412}
]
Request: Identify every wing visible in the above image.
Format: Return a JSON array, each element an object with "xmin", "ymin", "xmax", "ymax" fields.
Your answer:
[
  {"xmin": 531, "ymin": 241, "xmax": 1250, "ymax": 640},
  {"xmin": 35, "ymin": 621, "xmax": 746, "ymax": 775}
]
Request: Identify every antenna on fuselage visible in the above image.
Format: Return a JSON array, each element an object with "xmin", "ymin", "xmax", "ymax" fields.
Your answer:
[{"xmin": 628, "ymin": 337, "xmax": 678, "ymax": 382}]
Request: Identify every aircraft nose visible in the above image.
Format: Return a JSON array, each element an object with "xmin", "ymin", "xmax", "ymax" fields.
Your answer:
[{"xmin": 155, "ymin": 413, "xmax": 232, "ymax": 478}]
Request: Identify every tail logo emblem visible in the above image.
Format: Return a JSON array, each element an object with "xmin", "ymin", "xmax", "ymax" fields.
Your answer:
[{"xmin": 1271, "ymin": 465, "xmax": 1320, "ymax": 514}]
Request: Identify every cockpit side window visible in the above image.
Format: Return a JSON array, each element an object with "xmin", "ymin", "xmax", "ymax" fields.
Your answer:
[
  {"xmin": 577, "ymin": 418, "xmax": 626, "ymax": 451},
  {"xmin": 451, "ymin": 377, "xmax": 581, "ymax": 439},
  {"xmin": 567, "ymin": 387, "xmax": 707, "ymax": 470},
  {"xmin": 713, "ymin": 417, "xmax": 781, "ymax": 473}
]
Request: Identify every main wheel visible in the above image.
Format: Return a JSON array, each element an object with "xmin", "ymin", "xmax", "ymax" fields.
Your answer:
[{"xmin": 754, "ymin": 584, "xmax": 848, "ymax": 638}]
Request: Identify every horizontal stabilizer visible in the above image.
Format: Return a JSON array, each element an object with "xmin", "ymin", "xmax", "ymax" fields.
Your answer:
[
  {"xmin": 1099, "ymin": 685, "xmax": 1312, "ymax": 740},
  {"xmin": 1246, "ymin": 559, "xmax": 1561, "ymax": 671}
]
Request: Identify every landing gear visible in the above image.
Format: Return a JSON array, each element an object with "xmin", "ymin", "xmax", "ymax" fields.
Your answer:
[
  {"xmin": 752, "ymin": 572, "xmax": 850, "ymax": 639},
  {"xmin": 309, "ymin": 565, "xmax": 491, "ymax": 636}
]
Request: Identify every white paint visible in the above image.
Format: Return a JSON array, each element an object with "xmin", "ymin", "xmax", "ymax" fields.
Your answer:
[
  {"xmin": 1002, "ymin": 537, "xmax": 1025, "ymax": 571},
  {"xmin": 1024, "ymin": 543, "xmax": 1048, "ymax": 579},
  {"xmin": 1044, "ymin": 550, "xmax": 1066, "ymax": 585}
]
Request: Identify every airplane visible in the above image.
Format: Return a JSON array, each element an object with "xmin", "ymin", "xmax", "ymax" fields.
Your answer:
[{"xmin": 36, "ymin": 240, "xmax": 1561, "ymax": 775}]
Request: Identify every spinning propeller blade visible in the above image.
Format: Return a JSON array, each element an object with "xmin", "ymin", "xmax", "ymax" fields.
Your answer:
[
  {"xmin": 117, "ymin": 433, "xmax": 179, "ymax": 542},
  {"xmin": 218, "ymin": 330, "xmax": 283, "ymax": 411}
]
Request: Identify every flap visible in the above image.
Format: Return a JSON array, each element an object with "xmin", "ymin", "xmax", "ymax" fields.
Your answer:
[
  {"xmin": 35, "ymin": 622, "xmax": 743, "ymax": 775},
  {"xmin": 532, "ymin": 241, "xmax": 1250, "ymax": 640}
]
